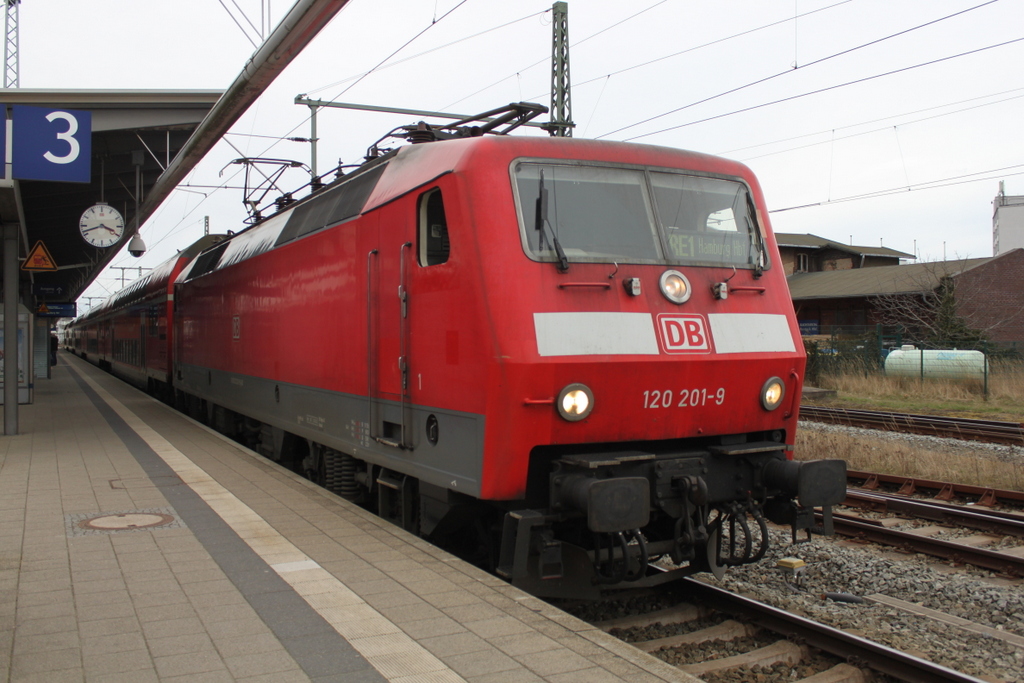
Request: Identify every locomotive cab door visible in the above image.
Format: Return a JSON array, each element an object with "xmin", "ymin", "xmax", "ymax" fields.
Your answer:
[
  {"xmin": 368, "ymin": 186, "xmax": 450, "ymax": 451},
  {"xmin": 368, "ymin": 207, "xmax": 416, "ymax": 449}
]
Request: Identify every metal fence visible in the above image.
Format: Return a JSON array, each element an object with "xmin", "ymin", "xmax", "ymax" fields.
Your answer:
[{"xmin": 802, "ymin": 325, "xmax": 1023, "ymax": 396}]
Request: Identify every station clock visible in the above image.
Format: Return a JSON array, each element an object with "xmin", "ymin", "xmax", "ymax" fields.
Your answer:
[{"xmin": 79, "ymin": 203, "xmax": 125, "ymax": 248}]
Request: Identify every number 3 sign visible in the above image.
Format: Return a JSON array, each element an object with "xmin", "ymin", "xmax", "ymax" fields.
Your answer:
[{"xmin": 10, "ymin": 105, "xmax": 91, "ymax": 183}]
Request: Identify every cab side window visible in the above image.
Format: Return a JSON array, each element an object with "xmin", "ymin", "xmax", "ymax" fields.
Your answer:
[{"xmin": 418, "ymin": 188, "xmax": 450, "ymax": 266}]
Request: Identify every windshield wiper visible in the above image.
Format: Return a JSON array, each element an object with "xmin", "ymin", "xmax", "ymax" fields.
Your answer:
[
  {"xmin": 745, "ymin": 194, "xmax": 765, "ymax": 279},
  {"xmin": 535, "ymin": 170, "xmax": 569, "ymax": 272}
]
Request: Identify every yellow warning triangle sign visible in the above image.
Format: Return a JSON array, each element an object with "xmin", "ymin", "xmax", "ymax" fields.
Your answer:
[{"xmin": 22, "ymin": 241, "xmax": 58, "ymax": 271}]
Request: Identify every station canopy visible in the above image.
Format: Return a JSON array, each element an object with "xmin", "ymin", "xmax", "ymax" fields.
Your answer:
[{"xmin": 1, "ymin": 89, "xmax": 222, "ymax": 309}]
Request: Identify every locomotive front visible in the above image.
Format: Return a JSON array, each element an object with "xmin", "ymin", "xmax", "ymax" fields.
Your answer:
[{"xmin": 463, "ymin": 138, "xmax": 846, "ymax": 597}]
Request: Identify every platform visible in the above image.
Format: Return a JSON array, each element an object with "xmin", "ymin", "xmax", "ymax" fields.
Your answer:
[{"xmin": 0, "ymin": 353, "xmax": 698, "ymax": 683}]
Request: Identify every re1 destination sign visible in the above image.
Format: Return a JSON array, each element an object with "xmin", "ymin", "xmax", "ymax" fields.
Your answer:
[{"xmin": 3, "ymin": 105, "xmax": 91, "ymax": 183}]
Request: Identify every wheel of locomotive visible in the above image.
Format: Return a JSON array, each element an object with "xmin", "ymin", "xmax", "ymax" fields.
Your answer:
[{"xmin": 303, "ymin": 443, "xmax": 326, "ymax": 487}]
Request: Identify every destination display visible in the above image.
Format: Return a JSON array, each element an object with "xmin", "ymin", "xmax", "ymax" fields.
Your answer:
[{"xmin": 35, "ymin": 302, "xmax": 77, "ymax": 318}]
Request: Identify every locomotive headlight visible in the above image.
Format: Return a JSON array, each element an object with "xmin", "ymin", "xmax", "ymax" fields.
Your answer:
[
  {"xmin": 558, "ymin": 383, "xmax": 594, "ymax": 421},
  {"xmin": 659, "ymin": 270, "xmax": 691, "ymax": 304},
  {"xmin": 761, "ymin": 377, "xmax": 785, "ymax": 411}
]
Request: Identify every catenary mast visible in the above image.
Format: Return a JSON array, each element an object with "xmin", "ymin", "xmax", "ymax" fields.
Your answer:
[
  {"xmin": 549, "ymin": 1, "xmax": 573, "ymax": 136},
  {"xmin": 4, "ymin": 0, "xmax": 18, "ymax": 88}
]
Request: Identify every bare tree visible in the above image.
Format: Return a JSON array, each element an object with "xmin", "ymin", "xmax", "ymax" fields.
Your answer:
[{"xmin": 871, "ymin": 257, "xmax": 1024, "ymax": 344}]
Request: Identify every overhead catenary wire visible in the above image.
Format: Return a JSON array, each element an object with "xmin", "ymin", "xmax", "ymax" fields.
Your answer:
[
  {"xmin": 201, "ymin": 0, "xmax": 850, "ymax": 188},
  {"xmin": 216, "ymin": 0, "xmax": 261, "ymax": 49},
  {"xmin": 226, "ymin": 0, "xmax": 264, "ymax": 41},
  {"xmin": 304, "ymin": 8, "xmax": 549, "ymax": 97},
  {"xmin": 116, "ymin": 3, "xmax": 545, "ymax": 278},
  {"xmin": 105, "ymin": 1, "xmax": 475, "ymax": 281},
  {"xmin": 89, "ymin": 1, "xmax": 1020, "ymax": 296},
  {"xmin": 619, "ymin": 35, "xmax": 1024, "ymax": 142},
  {"xmin": 719, "ymin": 86, "xmax": 1024, "ymax": 159},
  {"xmin": 581, "ymin": 75, "xmax": 611, "ymax": 138},
  {"xmin": 106, "ymin": 1, "xmax": 478, "ymax": 279},
  {"xmin": 244, "ymin": 0, "xmax": 476, "ymax": 167},
  {"xmin": 327, "ymin": 0, "xmax": 470, "ymax": 103},
  {"xmin": 105, "ymin": 161, "xmax": 250, "ymax": 274},
  {"xmin": 560, "ymin": 0, "xmax": 853, "ymax": 97},
  {"xmin": 772, "ymin": 162, "xmax": 1024, "ymax": 213},
  {"xmin": 443, "ymin": 0, "xmax": 672, "ymax": 111},
  {"xmin": 599, "ymin": 0, "xmax": 1005, "ymax": 140}
]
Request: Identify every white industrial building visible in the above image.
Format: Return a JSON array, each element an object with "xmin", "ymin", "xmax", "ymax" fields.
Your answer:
[{"xmin": 993, "ymin": 182, "xmax": 1024, "ymax": 256}]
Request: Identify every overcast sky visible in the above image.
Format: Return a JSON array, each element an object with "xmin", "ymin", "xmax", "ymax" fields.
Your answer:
[{"xmin": 21, "ymin": 0, "xmax": 1024, "ymax": 303}]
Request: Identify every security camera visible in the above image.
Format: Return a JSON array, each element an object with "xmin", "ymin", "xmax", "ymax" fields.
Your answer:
[{"xmin": 127, "ymin": 233, "xmax": 146, "ymax": 258}]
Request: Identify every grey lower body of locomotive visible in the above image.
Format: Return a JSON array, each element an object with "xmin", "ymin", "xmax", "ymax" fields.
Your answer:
[
  {"xmin": 173, "ymin": 363, "xmax": 845, "ymax": 599},
  {"xmin": 174, "ymin": 363, "xmax": 485, "ymax": 496}
]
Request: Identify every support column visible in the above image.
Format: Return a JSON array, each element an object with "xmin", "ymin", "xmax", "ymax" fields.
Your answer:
[{"xmin": 4, "ymin": 220, "xmax": 18, "ymax": 434}]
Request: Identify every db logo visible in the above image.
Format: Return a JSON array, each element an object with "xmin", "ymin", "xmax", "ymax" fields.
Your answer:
[{"xmin": 657, "ymin": 314, "xmax": 712, "ymax": 354}]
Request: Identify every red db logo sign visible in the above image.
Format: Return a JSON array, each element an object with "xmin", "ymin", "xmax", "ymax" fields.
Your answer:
[{"xmin": 657, "ymin": 314, "xmax": 712, "ymax": 353}]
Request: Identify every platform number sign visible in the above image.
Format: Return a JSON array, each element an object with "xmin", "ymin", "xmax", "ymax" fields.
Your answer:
[{"xmin": 10, "ymin": 105, "xmax": 92, "ymax": 183}]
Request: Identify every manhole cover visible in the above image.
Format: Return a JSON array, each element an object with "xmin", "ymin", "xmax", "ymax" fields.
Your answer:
[
  {"xmin": 65, "ymin": 508, "xmax": 185, "ymax": 537},
  {"xmin": 78, "ymin": 512, "xmax": 175, "ymax": 531}
]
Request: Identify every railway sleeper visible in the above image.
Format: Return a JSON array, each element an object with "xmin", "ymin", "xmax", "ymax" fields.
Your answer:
[
  {"xmin": 597, "ymin": 603, "xmax": 709, "ymax": 631},
  {"xmin": 794, "ymin": 663, "xmax": 868, "ymax": 683},
  {"xmin": 636, "ymin": 619, "xmax": 759, "ymax": 652},
  {"xmin": 679, "ymin": 639, "xmax": 808, "ymax": 676}
]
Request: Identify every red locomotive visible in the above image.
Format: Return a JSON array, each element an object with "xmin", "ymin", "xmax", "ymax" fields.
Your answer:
[{"xmin": 70, "ymin": 105, "xmax": 845, "ymax": 598}]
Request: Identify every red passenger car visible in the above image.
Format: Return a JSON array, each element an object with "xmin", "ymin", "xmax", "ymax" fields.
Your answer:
[{"xmin": 69, "ymin": 235, "xmax": 225, "ymax": 399}]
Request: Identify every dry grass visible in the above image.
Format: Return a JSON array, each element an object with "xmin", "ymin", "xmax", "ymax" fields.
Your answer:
[
  {"xmin": 795, "ymin": 426, "xmax": 1024, "ymax": 492},
  {"xmin": 809, "ymin": 360, "xmax": 1024, "ymax": 423}
]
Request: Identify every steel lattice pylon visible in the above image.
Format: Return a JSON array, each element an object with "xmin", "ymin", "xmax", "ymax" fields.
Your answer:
[
  {"xmin": 549, "ymin": 1, "xmax": 573, "ymax": 137},
  {"xmin": 4, "ymin": 0, "xmax": 19, "ymax": 89}
]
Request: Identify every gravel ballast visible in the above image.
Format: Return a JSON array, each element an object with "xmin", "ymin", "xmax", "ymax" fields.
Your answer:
[
  {"xmin": 704, "ymin": 528, "xmax": 1024, "ymax": 681},
  {"xmin": 701, "ymin": 419, "xmax": 1024, "ymax": 681}
]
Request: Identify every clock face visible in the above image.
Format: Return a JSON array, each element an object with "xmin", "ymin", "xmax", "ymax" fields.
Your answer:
[{"xmin": 79, "ymin": 204, "xmax": 125, "ymax": 248}]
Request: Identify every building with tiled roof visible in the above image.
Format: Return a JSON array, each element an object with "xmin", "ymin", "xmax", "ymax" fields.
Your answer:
[
  {"xmin": 786, "ymin": 249, "xmax": 1024, "ymax": 343},
  {"xmin": 775, "ymin": 233, "xmax": 915, "ymax": 276}
]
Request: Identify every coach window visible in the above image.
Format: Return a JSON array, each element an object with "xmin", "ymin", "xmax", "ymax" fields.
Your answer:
[{"xmin": 418, "ymin": 188, "xmax": 450, "ymax": 266}]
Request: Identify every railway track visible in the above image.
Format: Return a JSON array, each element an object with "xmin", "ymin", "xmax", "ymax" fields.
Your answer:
[
  {"xmin": 829, "ymin": 512, "xmax": 1024, "ymax": 578},
  {"xmin": 848, "ymin": 470, "xmax": 1024, "ymax": 508},
  {"xmin": 835, "ymin": 474, "xmax": 1024, "ymax": 577},
  {"xmin": 575, "ymin": 472, "xmax": 1024, "ymax": 682},
  {"xmin": 799, "ymin": 405, "xmax": 1024, "ymax": 446},
  {"xmin": 593, "ymin": 578, "xmax": 986, "ymax": 682}
]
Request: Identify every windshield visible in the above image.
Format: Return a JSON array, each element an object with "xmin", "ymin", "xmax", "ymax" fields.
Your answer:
[
  {"xmin": 650, "ymin": 172, "xmax": 763, "ymax": 268},
  {"xmin": 514, "ymin": 163, "xmax": 662, "ymax": 262},
  {"xmin": 513, "ymin": 162, "xmax": 766, "ymax": 269}
]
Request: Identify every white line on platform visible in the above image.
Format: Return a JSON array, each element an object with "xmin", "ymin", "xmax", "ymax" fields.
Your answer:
[{"xmin": 78, "ymin": 371, "xmax": 466, "ymax": 683}]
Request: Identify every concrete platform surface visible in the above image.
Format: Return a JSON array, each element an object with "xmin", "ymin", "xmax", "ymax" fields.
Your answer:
[{"xmin": 0, "ymin": 353, "xmax": 699, "ymax": 683}]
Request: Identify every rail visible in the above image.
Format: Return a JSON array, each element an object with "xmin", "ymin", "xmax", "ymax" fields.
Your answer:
[
  {"xmin": 844, "ymin": 489, "xmax": 1024, "ymax": 538},
  {"xmin": 799, "ymin": 405, "xmax": 1024, "ymax": 446},
  {"xmin": 681, "ymin": 578, "xmax": 986, "ymax": 683},
  {"xmin": 828, "ymin": 513, "xmax": 1024, "ymax": 577},
  {"xmin": 848, "ymin": 469, "xmax": 1024, "ymax": 507}
]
